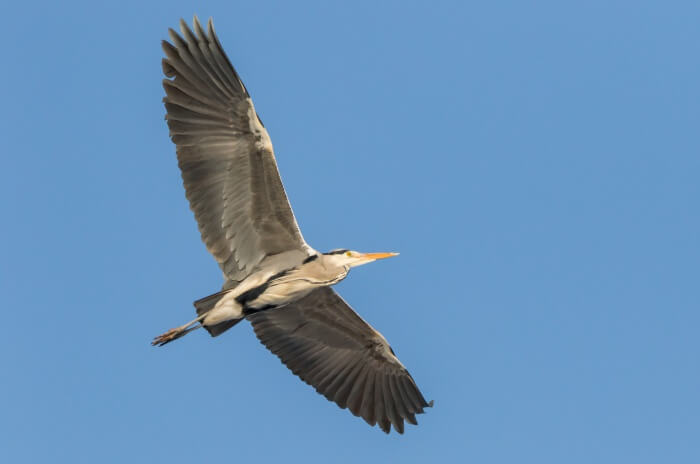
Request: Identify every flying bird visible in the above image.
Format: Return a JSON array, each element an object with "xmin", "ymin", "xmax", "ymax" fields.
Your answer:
[{"xmin": 153, "ymin": 17, "xmax": 432, "ymax": 434}]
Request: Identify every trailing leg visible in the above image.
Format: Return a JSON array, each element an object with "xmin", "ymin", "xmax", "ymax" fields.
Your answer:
[{"xmin": 151, "ymin": 314, "xmax": 205, "ymax": 346}]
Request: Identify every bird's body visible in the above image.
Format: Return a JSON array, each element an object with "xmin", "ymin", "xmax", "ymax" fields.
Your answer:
[
  {"xmin": 153, "ymin": 16, "xmax": 432, "ymax": 434},
  {"xmin": 195, "ymin": 251, "xmax": 351, "ymax": 327}
]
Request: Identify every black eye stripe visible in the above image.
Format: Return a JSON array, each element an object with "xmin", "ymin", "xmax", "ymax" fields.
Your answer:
[{"xmin": 324, "ymin": 249, "xmax": 349, "ymax": 255}]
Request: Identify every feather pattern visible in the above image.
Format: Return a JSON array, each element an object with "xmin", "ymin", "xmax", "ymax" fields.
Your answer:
[
  {"xmin": 162, "ymin": 17, "xmax": 310, "ymax": 284},
  {"xmin": 247, "ymin": 287, "xmax": 432, "ymax": 434}
]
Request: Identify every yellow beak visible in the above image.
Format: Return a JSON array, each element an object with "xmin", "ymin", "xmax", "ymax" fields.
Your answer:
[{"xmin": 361, "ymin": 252, "xmax": 399, "ymax": 261}]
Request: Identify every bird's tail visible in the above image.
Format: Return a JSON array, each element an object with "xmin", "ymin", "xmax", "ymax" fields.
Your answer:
[{"xmin": 194, "ymin": 291, "xmax": 244, "ymax": 337}]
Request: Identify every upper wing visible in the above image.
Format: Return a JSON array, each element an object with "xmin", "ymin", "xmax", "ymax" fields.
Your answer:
[
  {"xmin": 247, "ymin": 287, "xmax": 432, "ymax": 434},
  {"xmin": 162, "ymin": 17, "xmax": 311, "ymax": 283}
]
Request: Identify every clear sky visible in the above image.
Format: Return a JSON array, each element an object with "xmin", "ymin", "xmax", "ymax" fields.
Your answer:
[{"xmin": 2, "ymin": 1, "xmax": 698, "ymax": 462}]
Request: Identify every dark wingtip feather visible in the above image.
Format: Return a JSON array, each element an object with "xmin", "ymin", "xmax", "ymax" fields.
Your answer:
[
  {"xmin": 161, "ymin": 41, "xmax": 178, "ymax": 66},
  {"xmin": 378, "ymin": 417, "xmax": 391, "ymax": 434},
  {"xmin": 193, "ymin": 15, "xmax": 207, "ymax": 41},
  {"xmin": 406, "ymin": 412, "xmax": 418, "ymax": 426},
  {"xmin": 167, "ymin": 27, "xmax": 181, "ymax": 44},
  {"xmin": 162, "ymin": 58, "xmax": 175, "ymax": 77},
  {"xmin": 192, "ymin": 15, "xmax": 202, "ymax": 32},
  {"xmin": 161, "ymin": 39, "xmax": 173, "ymax": 52},
  {"xmin": 207, "ymin": 17, "xmax": 215, "ymax": 36},
  {"xmin": 179, "ymin": 17, "xmax": 190, "ymax": 33}
]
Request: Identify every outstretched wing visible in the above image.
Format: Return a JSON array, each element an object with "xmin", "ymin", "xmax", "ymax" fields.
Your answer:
[
  {"xmin": 162, "ymin": 17, "xmax": 311, "ymax": 284},
  {"xmin": 247, "ymin": 287, "xmax": 432, "ymax": 434}
]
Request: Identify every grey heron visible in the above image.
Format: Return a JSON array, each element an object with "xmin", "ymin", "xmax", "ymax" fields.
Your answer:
[{"xmin": 153, "ymin": 17, "xmax": 432, "ymax": 434}]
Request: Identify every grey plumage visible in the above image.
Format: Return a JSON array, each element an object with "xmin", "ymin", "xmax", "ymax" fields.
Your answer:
[
  {"xmin": 248, "ymin": 287, "xmax": 432, "ymax": 433},
  {"xmin": 155, "ymin": 16, "xmax": 432, "ymax": 434},
  {"xmin": 163, "ymin": 17, "xmax": 309, "ymax": 285}
]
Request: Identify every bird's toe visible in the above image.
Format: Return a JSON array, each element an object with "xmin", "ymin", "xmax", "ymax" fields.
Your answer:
[{"xmin": 151, "ymin": 328, "xmax": 179, "ymax": 346}]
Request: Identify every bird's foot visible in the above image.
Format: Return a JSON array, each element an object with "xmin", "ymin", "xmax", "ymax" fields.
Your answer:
[{"xmin": 151, "ymin": 328, "xmax": 183, "ymax": 347}]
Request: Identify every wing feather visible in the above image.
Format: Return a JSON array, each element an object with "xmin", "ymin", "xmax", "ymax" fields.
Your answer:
[
  {"xmin": 247, "ymin": 287, "xmax": 431, "ymax": 434},
  {"xmin": 361, "ymin": 371, "xmax": 377, "ymax": 426},
  {"xmin": 346, "ymin": 366, "xmax": 370, "ymax": 416},
  {"xmin": 163, "ymin": 17, "xmax": 310, "ymax": 284}
]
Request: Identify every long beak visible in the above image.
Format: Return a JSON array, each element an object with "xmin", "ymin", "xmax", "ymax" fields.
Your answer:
[{"xmin": 361, "ymin": 252, "xmax": 399, "ymax": 261}]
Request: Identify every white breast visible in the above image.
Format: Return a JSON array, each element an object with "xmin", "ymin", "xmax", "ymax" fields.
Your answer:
[{"xmin": 248, "ymin": 278, "xmax": 316, "ymax": 309}]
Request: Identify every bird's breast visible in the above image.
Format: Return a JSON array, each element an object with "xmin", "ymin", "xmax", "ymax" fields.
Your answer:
[
  {"xmin": 246, "ymin": 279, "xmax": 316, "ymax": 310},
  {"xmin": 242, "ymin": 267, "xmax": 348, "ymax": 311}
]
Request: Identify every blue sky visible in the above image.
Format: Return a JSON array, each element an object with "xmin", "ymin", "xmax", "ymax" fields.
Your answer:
[{"xmin": 2, "ymin": 1, "xmax": 698, "ymax": 462}]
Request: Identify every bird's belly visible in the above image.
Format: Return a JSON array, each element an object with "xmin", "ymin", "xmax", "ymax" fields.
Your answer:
[
  {"xmin": 247, "ymin": 279, "xmax": 316, "ymax": 309},
  {"xmin": 203, "ymin": 291, "xmax": 244, "ymax": 325}
]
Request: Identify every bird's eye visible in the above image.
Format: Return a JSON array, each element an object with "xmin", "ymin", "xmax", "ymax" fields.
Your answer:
[{"xmin": 346, "ymin": 251, "xmax": 352, "ymax": 257}]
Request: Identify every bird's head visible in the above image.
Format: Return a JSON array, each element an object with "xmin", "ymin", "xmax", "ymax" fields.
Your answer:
[{"xmin": 322, "ymin": 249, "xmax": 399, "ymax": 269}]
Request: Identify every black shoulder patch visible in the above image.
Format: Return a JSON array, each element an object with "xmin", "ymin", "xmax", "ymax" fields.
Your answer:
[
  {"xmin": 303, "ymin": 254, "xmax": 319, "ymax": 264},
  {"xmin": 236, "ymin": 269, "xmax": 292, "ymax": 306},
  {"xmin": 236, "ymin": 284, "xmax": 267, "ymax": 306},
  {"xmin": 269, "ymin": 269, "xmax": 292, "ymax": 281}
]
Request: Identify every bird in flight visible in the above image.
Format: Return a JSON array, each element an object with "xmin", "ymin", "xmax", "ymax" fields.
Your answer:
[{"xmin": 153, "ymin": 17, "xmax": 432, "ymax": 434}]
